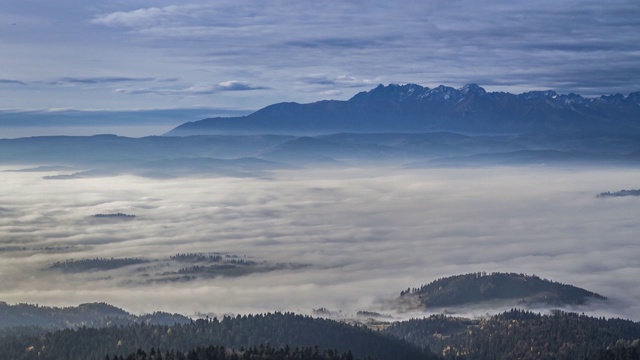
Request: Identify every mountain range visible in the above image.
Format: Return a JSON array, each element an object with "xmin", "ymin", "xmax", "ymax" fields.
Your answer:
[
  {"xmin": 1, "ymin": 84, "xmax": 639, "ymax": 175},
  {"xmin": 166, "ymin": 84, "xmax": 640, "ymax": 136}
]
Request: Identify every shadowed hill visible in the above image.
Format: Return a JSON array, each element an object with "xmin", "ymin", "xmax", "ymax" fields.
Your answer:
[
  {"xmin": 399, "ymin": 272, "xmax": 607, "ymax": 308},
  {"xmin": 385, "ymin": 309, "xmax": 640, "ymax": 360}
]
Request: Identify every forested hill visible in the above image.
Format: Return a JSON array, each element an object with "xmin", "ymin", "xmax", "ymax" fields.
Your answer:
[
  {"xmin": 399, "ymin": 272, "xmax": 607, "ymax": 308},
  {"xmin": 117, "ymin": 345, "xmax": 364, "ymax": 360},
  {"xmin": 0, "ymin": 312, "xmax": 437, "ymax": 360},
  {"xmin": 384, "ymin": 309, "xmax": 640, "ymax": 360},
  {"xmin": 3, "ymin": 307, "xmax": 640, "ymax": 359},
  {"xmin": 0, "ymin": 301, "xmax": 190, "ymax": 329}
]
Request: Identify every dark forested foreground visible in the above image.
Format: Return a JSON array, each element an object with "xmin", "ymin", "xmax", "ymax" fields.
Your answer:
[
  {"xmin": 3, "ymin": 310, "xmax": 640, "ymax": 360},
  {"xmin": 384, "ymin": 309, "xmax": 640, "ymax": 360},
  {"xmin": 0, "ymin": 274, "xmax": 634, "ymax": 360},
  {"xmin": 115, "ymin": 342, "xmax": 640, "ymax": 360},
  {"xmin": 589, "ymin": 341, "xmax": 640, "ymax": 360},
  {"xmin": 0, "ymin": 313, "xmax": 436, "ymax": 360},
  {"xmin": 114, "ymin": 345, "xmax": 361, "ymax": 360}
]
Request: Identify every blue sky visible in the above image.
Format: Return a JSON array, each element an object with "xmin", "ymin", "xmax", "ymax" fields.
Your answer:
[{"xmin": 1, "ymin": 0, "xmax": 639, "ymax": 112}]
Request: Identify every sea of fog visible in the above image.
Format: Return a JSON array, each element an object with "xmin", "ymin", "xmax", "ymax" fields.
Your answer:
[{"xmin": 0, "ymin": 166, "xmax": 638, "ymax": 320}]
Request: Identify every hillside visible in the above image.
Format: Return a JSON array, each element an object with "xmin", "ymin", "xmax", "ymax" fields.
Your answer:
[
  {"xmin": 2, "ymin": 304, "xmax": 639, "ymax": 359},
  {"xmin": 385, "ymin": 309, "xmax": 640, "ymax": 360},
  {"xmin": 166, "ymin": 84, "xmax": 640, "ymax": 136},
  {"xmin": 0, "ymin": 312, "xmax": 437, "ymax": 360},
  {"xmin": 398, "ymin": 272, "xmax": 607, "ymax": 309},
  {"xmin": 0, "ymin": 301, "xmax": 190, "ymax": 329}
]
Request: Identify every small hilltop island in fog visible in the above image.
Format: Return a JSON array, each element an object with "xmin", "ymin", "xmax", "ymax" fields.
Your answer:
[
  {"xmin": 398, "ymin": 272, "xmax": 606, "ymax": 309},
  {"xmin": 597, "ymin": 189, "xmax": 640, "ymax": 198},
  {"xmin": 93, "ymin": 212, "xmax": 136, "ymax": 218}
]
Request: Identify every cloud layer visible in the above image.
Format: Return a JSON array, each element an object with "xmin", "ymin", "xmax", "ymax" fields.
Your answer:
[
  {"xmin": 1, "ymin": 166, "xmax": 639, "ymax": 320},
  {"xmin": 0, "ymin": 0, "xmax": 638, "ymax": 111}
]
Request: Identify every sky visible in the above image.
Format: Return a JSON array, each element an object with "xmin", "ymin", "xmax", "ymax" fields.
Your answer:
[
  {"xmin": 1, "ymin": 0, "xmax": 639, "ymax": 115},
  {"xmin": 1, "ymin": 166, "xmax": 639, "ymax": 320}
]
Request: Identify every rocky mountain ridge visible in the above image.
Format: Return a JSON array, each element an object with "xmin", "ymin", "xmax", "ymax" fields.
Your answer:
[{"xmin": 167, "ymin": 84, "xmax": 640, "ymax": 136}]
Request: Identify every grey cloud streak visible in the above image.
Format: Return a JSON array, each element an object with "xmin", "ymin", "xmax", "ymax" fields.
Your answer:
[
  {"xmin": 115, "ymin": 81, "xmax": 269, "ymax": 95},
  {"xmin": 52, "ymin": 77, "xmax": 157, "ymax": 85},
  {"xmin": 0, "ymin": 79, "xmax": 27, "ymax": 86},
  {"xmin": 0, "ymin": 166, "xmax": 639, "ymax": 319}
]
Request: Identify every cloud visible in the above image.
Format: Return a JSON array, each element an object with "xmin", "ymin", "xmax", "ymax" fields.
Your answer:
[
  {"xmin": 116, "ymin": 81, "xmax": 268, "ymax": 96},
  {"xmin": 320, "ymin": 90, "xmax": 342, "ymax": 96},
  {"xmin": 91, "ymin": 6, "xmax": 198, "ymax": 28},
  {"xmin": 45, "ymin": 107, "xmax": 75, "ymax": 113},
  {"xmin": 297, "ymin": 75, "xmax": 375, "ymax": 88},
  {"xmin": 0, "ymin": 79, "xmax": 27, "ymax": 86},
  {"xmin": 285, "ymin": 38, "xmax": 385, "ymax": 49},
  {"xmin": 216, "ymin": 80, "xmax": 268, "ymax": 91},
  {"xmin": 52, "ymin": 77, "xmax": 156, "ymax": 85},
  {"xmin": 295, "ymin": 75, "xmax": 378, "ymax": 97},
  {"xmin": 1, "ymin": 166, "xmax": 640, "ymax": 320},
  {"xmin": 91, "ymin": 4, "xmax": 247, "ymax": 31},
  {"xmin": 3, "ymin": 1, "xmax": 640, "ymax": 110}
]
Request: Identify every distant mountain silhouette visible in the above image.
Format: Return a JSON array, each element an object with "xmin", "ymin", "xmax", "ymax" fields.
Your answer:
[
  {"xmin": 166, "ymin": 84, "xmax": 640, "ymax": 136},
  {"xmin": 1, "ymin": 132, "xmax": 639, "ymax": 173}
]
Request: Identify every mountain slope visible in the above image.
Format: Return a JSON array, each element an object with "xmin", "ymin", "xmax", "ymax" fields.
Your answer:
[
  {"xmin": 166, "ymin": 84, "xmax": 640, "ymax": 136},
  {"xmin": 384, "ymin": 309, "xmax": 640, "ymax": 360}
]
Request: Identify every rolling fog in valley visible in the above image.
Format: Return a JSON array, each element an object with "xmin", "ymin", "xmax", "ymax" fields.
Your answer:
[{"xmin": 0, "ymin": 166, "xmax": 638, "ymax": 320}]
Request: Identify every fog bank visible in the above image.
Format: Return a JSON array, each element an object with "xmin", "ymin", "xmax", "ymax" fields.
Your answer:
[{"xmin": 1, "ymin": 166, "xmax": 638, "ymax": 320}]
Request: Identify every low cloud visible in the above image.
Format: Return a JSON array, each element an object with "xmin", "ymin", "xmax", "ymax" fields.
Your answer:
[
  {"xmin": 285, "ymin": 37, "xmax": 385, "ymax": 50},
  {"xmin": 297, "ymin": 75, "xmax": 376, "ymax": 88},
  {"xmin": 52, "ymin": 77, "xmax": 156, "ymax": 85},
  {"xmin": 90, "ymin": 4, "xmax": 251, "ymax": 36},
  {"xmin": 1, "ymin": 166, "xmax": 639, "ymax": 320},
  {"xmin": 116, "ymin": 81, "xmax": 268, "ymax": 96},
  {"xmin": 91, "ymin": 6, "xmax": 202, "ymax": 28},
  {"xmin": 216, "ymin": 80, "xmax": 269, "ymax": 91},
  {"xmin": 296, "ymin": 75, "xmax": 378, "ymax": 98}
]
